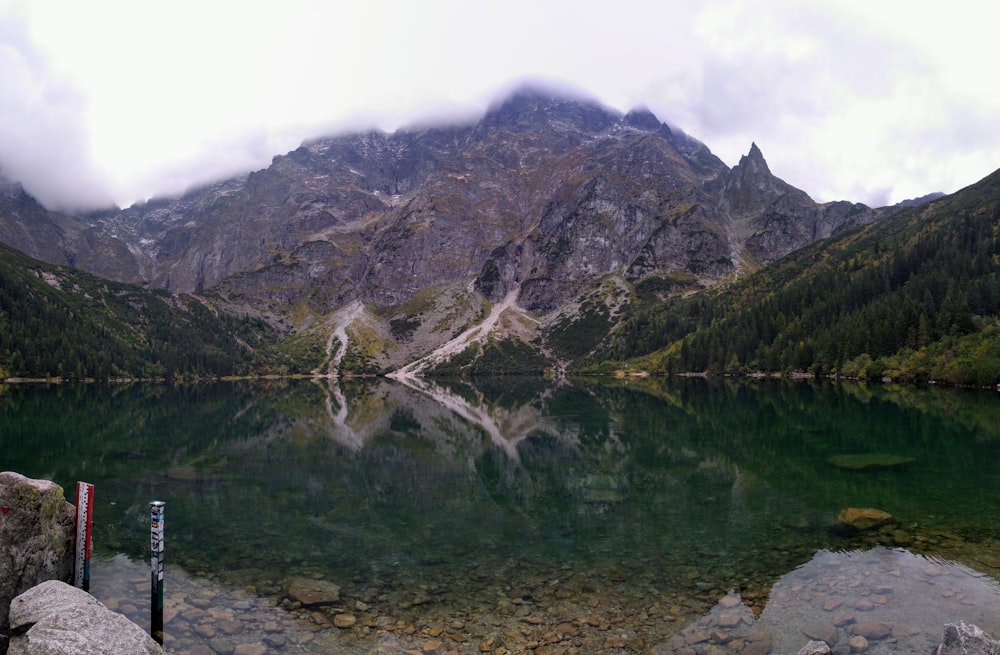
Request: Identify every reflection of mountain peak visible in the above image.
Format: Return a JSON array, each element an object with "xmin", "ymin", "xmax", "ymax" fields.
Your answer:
[{"xmin": 390, "ymin": 375, "xmax": 562, "ymax": 461}]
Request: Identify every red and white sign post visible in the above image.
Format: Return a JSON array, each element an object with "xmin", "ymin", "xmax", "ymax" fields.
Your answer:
[{"xmin": 74, "ymin": 482, "xmax": 95, "ymax": 592}]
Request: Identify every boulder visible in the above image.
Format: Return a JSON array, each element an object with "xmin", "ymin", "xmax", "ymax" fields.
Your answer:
[
  {"xmin": 0, "ymin": 472, "xmax": 75, "ymax": 649},
  {"xmin": 285, "ymin": 577, "xmax": 341, "ymax": 607},
  {"xmin": 937, "ymin": 622, "xmax": 1000, "ymax": 655},
  {"xmin": 835, "ymin": 508, "xmax": 894, "ymax": 532},
  {"xmin": 8, "ymin": 580, "xmax": 164, "ymax": 655}
]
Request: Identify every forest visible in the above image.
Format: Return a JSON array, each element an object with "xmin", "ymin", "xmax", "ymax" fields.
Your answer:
[
  {"xmin": 0, "ymin": 243, "xmax": 275, "ymax": 380},
  {"xmin": 593, "ymin": 169, "xmax": 1000, "ymax": 386}
]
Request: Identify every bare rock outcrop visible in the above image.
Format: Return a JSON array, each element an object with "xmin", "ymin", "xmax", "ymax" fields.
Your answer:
[
  {"xmin": 8, "ymin": 580, "xmax": 164, "ymax": 655},
  {"xmin": 0, "ymin": 472, "xmax": 75, "ymax": 652},
  {"xmin": 936, "ymin": 622, "xmax": 1000, "ymax": 655}
]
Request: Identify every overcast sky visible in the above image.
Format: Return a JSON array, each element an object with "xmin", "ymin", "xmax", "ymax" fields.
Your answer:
[{"xmin": 1, "ymin": 0, "xmax": 997, "ymax": 212}]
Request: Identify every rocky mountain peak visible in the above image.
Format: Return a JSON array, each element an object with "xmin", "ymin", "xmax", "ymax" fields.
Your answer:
[
  {"xmin": 621, "ymin": 107, "xmax": 666, "ymax": 133},
  {"xmin": 737, "ymin": 142, "xmax": 771, "ymax": 174},
  {"xmin": 481, "ymin": 85, "xmax": 619, "ymax": 134}
]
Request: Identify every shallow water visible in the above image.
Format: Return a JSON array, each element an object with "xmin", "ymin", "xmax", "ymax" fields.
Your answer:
[{"xmin": 3, "ymin": 377, "xmax": 1000, "ymax": 653}]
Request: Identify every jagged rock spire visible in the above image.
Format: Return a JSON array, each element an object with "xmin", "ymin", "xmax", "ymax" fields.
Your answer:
[{"xmin": 738, "ymin": 142, "xmax": 771, "ymax": 174}]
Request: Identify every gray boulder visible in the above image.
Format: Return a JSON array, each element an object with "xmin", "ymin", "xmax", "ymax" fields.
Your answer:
[
  {"xmin": 0, "ymin": 472, "xmax": 75, "ymax": 650},
  {"xmin": 8, "ymin": 580, "xmax": 164, "ymax": 655},
  {"xmin": 937, "ymin": 622, "xmax": 1000, "ymax": 655}
]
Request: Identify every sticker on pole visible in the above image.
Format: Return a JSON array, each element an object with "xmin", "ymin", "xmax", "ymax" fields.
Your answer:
[{"xmin": 150, "ymin": 500, "xmax": 166, "ymax": 644}]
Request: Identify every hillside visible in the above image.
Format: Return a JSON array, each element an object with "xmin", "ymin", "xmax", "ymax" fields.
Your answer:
[
  {"xmin": 0, "ymin": 88, "xmax": 883, "ymax": 377},
  {"xmin": 591, "ymin": 167, "xmax": 1000, "ymax": 385},
  {"xmin": 0, "ymin": 243, "xmax": 276, "ymax": 380}
]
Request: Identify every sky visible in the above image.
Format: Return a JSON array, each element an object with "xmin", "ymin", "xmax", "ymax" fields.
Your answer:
[{"xmin": 1, "ymin": 0, "xmax": 998, "ymax": 212}]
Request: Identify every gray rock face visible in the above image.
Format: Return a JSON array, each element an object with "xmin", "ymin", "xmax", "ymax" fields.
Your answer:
[
  {"xmin": 8, "ymin": 580, "xmax": 164, "ymax": 655},
  {"xmin": 0, "ymin": 472, "xmax": 75, "ymax": 650},
  {"xmin": 0, "ymin": 88, "xmax": 881, "ymax": 317},
  {"xmin": 938, "ymin": 622, "xmax": 1000, "ymax": 655}
]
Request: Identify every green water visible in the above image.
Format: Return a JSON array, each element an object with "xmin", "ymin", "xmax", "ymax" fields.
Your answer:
[{"xmin": 3, "ymin": 376, "xmax": 1000, "ymax": 650}]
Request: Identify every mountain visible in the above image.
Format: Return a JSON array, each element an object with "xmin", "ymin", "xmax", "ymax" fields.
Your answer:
[
  {"xmin": 596, "ymin": 167, "xmax": 1000, "ymax": 385},
  {"xmin": 0, "ymin": 87, "xmax": 885, "ymax": 377}
]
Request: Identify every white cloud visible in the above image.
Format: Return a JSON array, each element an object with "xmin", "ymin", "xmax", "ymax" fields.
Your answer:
[
  {"xmin": 0, "ymin": 16, "xmax": 113, "ymax": 209},
  {"xmin": 0, "ymin": 0, "xmax": 998, "ymax": 210}
]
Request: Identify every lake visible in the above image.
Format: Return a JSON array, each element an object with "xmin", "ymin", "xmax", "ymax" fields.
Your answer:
[{"xmin": 3, "ymin": 376, "xmax": 1000, "ymax": 654}]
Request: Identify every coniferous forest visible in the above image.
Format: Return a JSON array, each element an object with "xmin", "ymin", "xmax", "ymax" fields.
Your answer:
[
  {"xmin": 594, "ymin": 169, "xmax": 1000, "ymax": 385},
  {"xmin": 0, "ymin": 243, "xmax": 277, "ymax": 380}
]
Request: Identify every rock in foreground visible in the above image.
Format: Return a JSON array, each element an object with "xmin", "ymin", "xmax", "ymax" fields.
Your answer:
[
  {"xmin": 8, "ymin": 580, "xmax": 164, "ymax": 655},
  {"xmin": 937, "ymin": 622, "xmax": 1000, "ymax": 655},
  {"xmin": 0, "ymin": 472, "xmax": 75, "ymax": 650}
]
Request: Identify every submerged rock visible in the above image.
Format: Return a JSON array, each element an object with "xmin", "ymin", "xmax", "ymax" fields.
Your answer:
[
  {"xmin": 798, "ymin": 640, "xmax": 832, "ymax": 655},
  {"xmin": 285, "ymin": 577, "xmax": 341, "ymax": 606},
  {"xmin": 802, "ymin": 623, "xmax": 838, "ymax": 646},
  {"xmin": 850, "ymin": 621, "xmax": 892, "ymax": 641},
  {"xmin": 836, "ymin": 508, "xmax": 895, "ymax": 532},
  {"xmin": 827, "ymin": 454, "xmax": 915, "ymax": 470}
]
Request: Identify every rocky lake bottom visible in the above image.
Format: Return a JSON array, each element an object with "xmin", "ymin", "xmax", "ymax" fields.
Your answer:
[{"xmin": 89, "ymin": 524, "xmax": 1000, "ymax": 655}]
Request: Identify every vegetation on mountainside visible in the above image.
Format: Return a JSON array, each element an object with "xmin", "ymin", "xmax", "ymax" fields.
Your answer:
[
  {"xmin": 590, "ymin": 169, "xmax": 1000, "ymax": 385},
  {"xmin": 0, "ymin": 243, "xmax": 276, "ymax": 380},
  {"xmin": 427, "ymin": 338, "xmax": 551, "ymax": 377}
]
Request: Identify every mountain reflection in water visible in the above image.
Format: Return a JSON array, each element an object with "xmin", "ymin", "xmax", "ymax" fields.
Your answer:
[{"xmin": 3, "ymin": 376, "xmax": 1000, "ymax": 653}]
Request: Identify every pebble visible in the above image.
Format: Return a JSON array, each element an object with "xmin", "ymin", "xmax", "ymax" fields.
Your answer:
[
  {"xmin": 209, "ymin": 638, "xmax": 235, "ymax": 655},
  {"xmin": 798, "ymin": 639, "xmax": 832, "ymax": 655},
  {"xmin": 848, "ymin": 635, "xmax": 869, "ymax": 652},
  {"xmin": 333, "ymin": 614, "xmax": 357, "ymax": 628},
  {"xmin": 717, "ymin": 611, "xmax": 743, "ymax": 628},
  {"xmin": 193, "ymin": 623, "xmax": 217, "ymax": 639},
  {"xmin": 181, "ymin": 646, "xmax": 215, "ymax": 655},
  {"xmin": 832, "ymin": 613, "xmax": 856, "ymax": 627},
  {"xmin": 263, "ymin": 633, "xmax": 286, "ymax": 648},
  {"xmin": 232, "ymin": 645, "xmax": 267, "ymax": 655},
  {"xmin": 742, "ymin": 635, "xmax": 773, "ymax": 655}
]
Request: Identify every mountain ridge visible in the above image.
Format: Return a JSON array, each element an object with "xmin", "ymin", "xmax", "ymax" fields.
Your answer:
[{"xmin": 0, "ymin": 87, "xmax": 901, "ymax": 377}]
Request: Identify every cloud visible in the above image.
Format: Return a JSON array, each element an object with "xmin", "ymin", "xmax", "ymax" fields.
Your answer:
[
  {"xmin": 647, "ymin": 0, "xmax": 1000, "ymax": 206},
  {"xmin": 0, "ymin": 17, "xmax": 113, "ymax": 210},
  {"xmin": 0, "ymin": 0, "xmax": 998, "ymax": 211}
]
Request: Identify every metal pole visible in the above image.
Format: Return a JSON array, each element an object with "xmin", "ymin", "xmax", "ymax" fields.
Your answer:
[
  {"xmin": 74, "ymin": 482, "xmax": 94, "ymax": 592},
  {"xmin": 149, "ymin": 501, "xmax": 165, "ymax": 644}
]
